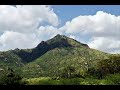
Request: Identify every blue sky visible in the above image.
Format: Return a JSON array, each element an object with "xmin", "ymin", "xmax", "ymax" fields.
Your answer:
[
  {"xmin": 52, "ymin": 5, "xmax": 120, "ymax": 27},
  {"xmin": 0, "ymin": 5, "xmax": 120, "ymax": 54}
]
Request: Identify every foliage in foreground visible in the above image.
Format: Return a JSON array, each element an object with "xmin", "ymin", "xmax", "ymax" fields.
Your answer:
[
  {"xmin": 24, "ymin": 73, "xmax": 120, "ymax": 85},
  {"xmin": 0, "ymin": 67, "xmax": 24, "ymax": 85},
  {"xmin": 88, "ymin": 55, "xmax": 120, "ymax": 79}
]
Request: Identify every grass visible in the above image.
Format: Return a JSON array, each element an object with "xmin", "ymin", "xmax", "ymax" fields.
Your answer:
[{"xmin": 23, "ymin": 73, "xmax": 120, "ymax": 85}]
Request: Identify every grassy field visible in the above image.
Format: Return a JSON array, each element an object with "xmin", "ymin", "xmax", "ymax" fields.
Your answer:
[{"xmin": 23, "ymin": 73, "xmax": 120, "ymax": 85}]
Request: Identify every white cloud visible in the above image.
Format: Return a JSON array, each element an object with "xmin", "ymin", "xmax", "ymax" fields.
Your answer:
[
  {"xmin": 37, "ymin": 26, "xmax": 62, "ymax": 41},
  {"xmin": 60, "ymin": 11, "xmax": 119, "ymax": 37},
  {"xmin": 0, "ymin": 5, "xmax": 60, "ymax": 51},
  {"xmin": 0, "ymin": 31, "xmax": 39, "ymax": 51},
  {"xmin": 0, "ymin": 5, "xmax": 59, "ymax": 33},
  {"xmin": 0, "ymin": 6, "xmax": 120, "ymax": 54},
  {"xmin": 59, "ymin": 11, "xmax": 120, "ymax": 53},
  {"xmin": 69, "ymin": 35, "xmax": 75, "ymax": 39},
  {"xmin": 111, "ymin": 50, "xmax": 120, "ymax": 54},
  {"xmin": 88, "ymin": 37, "xmax": 120, "ymax": 53},
  {"xmin": 0, "ymin": 25, "xmax": 62, "ymax": 51}
]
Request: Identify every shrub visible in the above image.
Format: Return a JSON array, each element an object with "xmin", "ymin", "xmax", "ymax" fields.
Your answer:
[
  {"xmin": 0, "ymin": 67, "xmax": 24, "ymax": 85},
  {"xmin": 105, "ymin": 73, "xmax": 120, "ymax": 85}
]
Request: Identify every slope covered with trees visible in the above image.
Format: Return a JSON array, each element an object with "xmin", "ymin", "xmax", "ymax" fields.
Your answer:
[
  {"xmin": 21, "ymin": 34, "xmax": 109, "ymax": 78},
  {"xmin": 0, "ymin": 34, "xmax": 120, "ymax": 85}
]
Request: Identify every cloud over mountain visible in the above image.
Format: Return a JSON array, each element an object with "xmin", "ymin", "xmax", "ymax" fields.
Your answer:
[
  {"xmin": 59, "ymin": 11, "xmax": 120, "ymax": 53},
  {"xmin": 0, "ymin": 5, "xmax": 120, "ymax": 54},
  {"xmin": 0, "ymin": 5, "xmax": 60, "ymax": 51}
]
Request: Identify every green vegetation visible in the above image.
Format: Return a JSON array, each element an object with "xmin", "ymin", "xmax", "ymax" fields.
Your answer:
[
  {"xmin": 0, "ymin": 67, "xmax": 24, "ymax": 85},
  {"xmin": 22, "ymin": 46, "xmax": 109, "ymax": 78},
  {"xmin": 23, "ymin": 73, "xmax": 120, "ymax": 85},
  {"xmin": 88, "ymin": 55, "xmax": 120, "ymax": 79},
  {"xmin": 0, "ymin": 34, "xmax": 120, "ymax": 85}
]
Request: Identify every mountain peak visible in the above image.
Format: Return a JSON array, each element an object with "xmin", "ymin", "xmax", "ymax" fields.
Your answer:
[
  {"xmin": 54, "ymin": 34, "xmax": 66, "ymax": 39},
  {"xmin": 35, "ymin": 34, "xmax": 89, "ymax": 57},
  {"xmin": 55, "ymin": 34, "xmax": 61, "ymax": 37},
  {"xmin": 46, "ymin": 34, "xmax": 89, "ymax": 48}
]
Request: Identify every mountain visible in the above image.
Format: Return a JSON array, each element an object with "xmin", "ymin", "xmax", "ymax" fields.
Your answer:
[
  {"xmin": 21, "ymin": 34, "xmax": 110, "ymax": 78},
  {"xmin": 10, "ymin": 34, "xmax": 90, "ymax": 63},
  {"xmin": 0, "ymin": 34, "xmax": 115, "ymax": 78}
]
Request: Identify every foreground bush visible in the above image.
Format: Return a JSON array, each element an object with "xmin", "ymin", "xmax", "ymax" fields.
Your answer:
[
  {"xmin": 24, "ymin": 74, "xmax": 120, "ymax": 85},
  {"xmin": 25, "ymin": 77, "xmax": 84, "ymax": 85},
  {"xmin": 104, "ymin": 73, "xmax": 120, "ymax": 85},
  {"xmin": 0, "ymin": 67, "xmax": 24, "ymax": 85}
]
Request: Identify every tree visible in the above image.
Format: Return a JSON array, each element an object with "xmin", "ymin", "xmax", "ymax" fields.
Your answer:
[
  {"xmin": 0, "ymin": 67, "xmax": 23, "ymax": 85},
  {"xmin": 60, "ymin": 66, "xmax": 79, "ymax": 78},
  {"xmin": 88, "ymin": 55, "xmax": 120, "ymax": 79}
]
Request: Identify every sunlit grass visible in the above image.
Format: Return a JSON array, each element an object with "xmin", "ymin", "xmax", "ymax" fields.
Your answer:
[{"xmin": 23, "ymin": 74, "xmax": 120, "ymax": 85}]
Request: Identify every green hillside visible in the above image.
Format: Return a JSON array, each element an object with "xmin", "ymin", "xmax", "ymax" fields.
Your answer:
[
  {"xmin": 1, "ymin": 34, "xmax": 120, "ymax": 85},
  {"xmin": 0, "ymin": 50, "xmax": 24, "ymax": 69},
  {"xmin": 22, "ymin": 34, "xmax": 110, "ymax": 78}
]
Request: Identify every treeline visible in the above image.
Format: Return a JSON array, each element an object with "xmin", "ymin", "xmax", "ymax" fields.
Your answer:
[
  {"xmin": 0, "ymin": 67, "xmax": 24, "ymax": 85},
  {"xmin": 0, "ymin": 55, "xmax": 120, "ymax": 85},
  {"xmin": 53, "ymin": 55, "xmax": 120, "ymax": 79},
  {"xmin": 88, "ymin": 55, "xmax": 120, "ymax": 79}
]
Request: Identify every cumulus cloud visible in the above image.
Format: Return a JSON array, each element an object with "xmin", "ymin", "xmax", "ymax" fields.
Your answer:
[
  {"xmin": 0, "ymin": 5, "xmax": 59, "ymax": 33},
  {"xmin": 0, "ymin": 6, "xmax": 120, "ymax": 54},
  {"xmin": 59, "ymin": 11, "xmax": 120, "ymax": 53},
  {"xmin": 0, "ymin": 31, "xmax": 39, "ymax": 51},
  {"xmin": 88, "ymin": 37, "xmax": 120, "ymax": 52},
  {"xmin": 60, "ymin": 11, "xmax": 119, "ymax": 36},
  {"xmin": 36, "ymin": 26, "xmax": 62, "ymax": 41},
  {"xmin": 0, "ymin": 5, "xmax": 60, "ymax": 51},
  {"xmin": 69, "ymin": 35, "xmax": 75, "ymax": 39}
]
